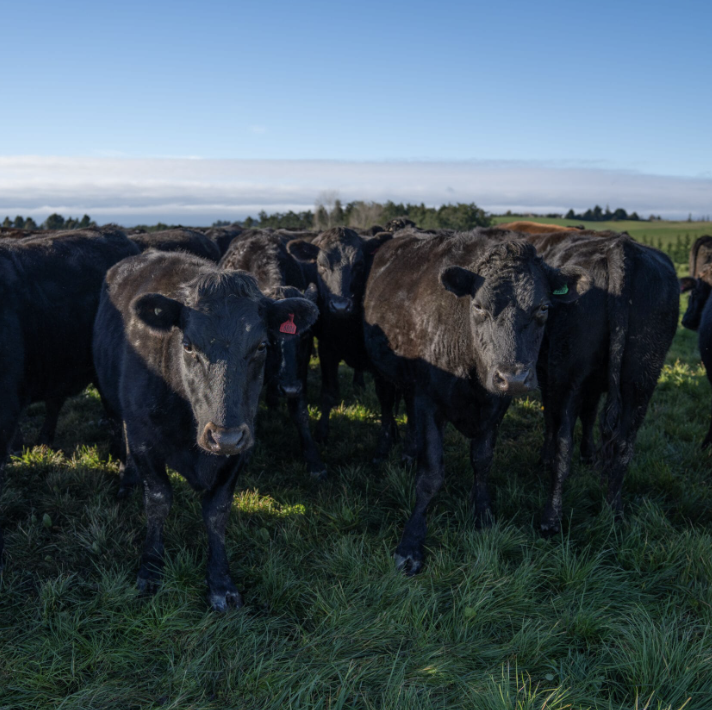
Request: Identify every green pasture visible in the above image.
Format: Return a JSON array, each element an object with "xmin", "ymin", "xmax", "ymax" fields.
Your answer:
[{"xmin": 2, "ymin": 227, "xmax": 712, "ymax": 709}]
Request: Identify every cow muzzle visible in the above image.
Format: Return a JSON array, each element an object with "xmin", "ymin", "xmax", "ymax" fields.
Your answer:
[
  {"xmin": 328, "ymin": 296, "xmax": 353, "ymax": 316},
  {"xmin": 200, "ymin": 422, "xmax": 253, "ymax": 455},
  {"xmin": 492, "ymin": 366, "xmax": 537, "ymax": 396},
  {"xmin": 279, "ymin": 382, "xmax": 303, "ymax": 398}
]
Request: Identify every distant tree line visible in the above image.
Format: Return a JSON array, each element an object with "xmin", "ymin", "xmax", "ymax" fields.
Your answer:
[
  {"xmin": 236, "ymin": 198, "xmax": 491, "ymax": 232},
  {"xmin": 564, "ymin": 205, "xmax": 640, "ymax": 221},
  {"xmin": 2, "ymin": 213, "xmax": 95, "ymax": 230}
]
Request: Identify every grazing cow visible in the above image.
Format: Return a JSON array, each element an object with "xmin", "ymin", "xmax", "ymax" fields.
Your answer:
[
  {"xmin": 384, "ymin": 217, "xmax": 416, "ymax": 232},
  {"xmin": 220, "ymin": 232, "xmax": 324, "ymax": 477},
  {"xmin": 129, "ymin": 228, "xmax": 221, "ymax": 262},
  {"xmin": 93, "ymin": 251, "xmax": 317, "ymax": 609},
  {"xmin": 286, "ymin": 227, "xmax": 393, "ymax": 442},
  {"xmin": 680, "ymin": 235, "xmax": 712, "ymax": 330},
  {"xmin": 526, "ymin": 230, "xmax": 679, "ymax": 532},
  {"xmin": 0, "ymin": 228, "xmax": 139, "ymax": 568},
  {"xmin": 363, "ymin": 231, "xmax": 590, "ymax": 573}
]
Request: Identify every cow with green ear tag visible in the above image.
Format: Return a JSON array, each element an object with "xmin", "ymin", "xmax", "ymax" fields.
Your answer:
[
  {"xmin": 362, "ymin": 230, "xmax": 590, "ymax": 575},
  {"xmin": 93, "ymin": 250, "xmax": 318, "ymax": 611}
]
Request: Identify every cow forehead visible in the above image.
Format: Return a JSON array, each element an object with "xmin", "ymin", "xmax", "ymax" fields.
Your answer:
[
  {"xmin": 479, "ymin": 267, "xmax": 549, "ymax": 312},
  {"xmin": 185, "ymin": 297, "xmax": 267, "ymax": 346}
]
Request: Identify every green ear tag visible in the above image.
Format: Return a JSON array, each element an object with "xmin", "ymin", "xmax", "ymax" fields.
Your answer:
[{"xmin": 553, "ymin": 284, "xmax": 569, "ymax": 296}]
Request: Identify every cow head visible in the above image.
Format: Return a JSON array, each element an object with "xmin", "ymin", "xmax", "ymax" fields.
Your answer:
[
  {"xmin": 132, "ymin": 271, "xmax": 318, "ymax": 455},
  {"xmin": 263, "ymin": 283, "xmax": 318, "ymax": 398},
  {"xmin": 681, "ymin": 267, "xmax": 712, "ymax": 331},
  {"xmin": 441, "ymin": 241, "xmax": 590, "ymax": 396},
  {"xmin": 287, "ymin": 227, "xmax": 392, "ymax": 318}
]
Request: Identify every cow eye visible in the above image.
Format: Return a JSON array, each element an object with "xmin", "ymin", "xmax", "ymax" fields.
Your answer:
[
  {"xmin": 472, "ymin": 303, "xmax": 485, "ymax": 315},
  {"xmin": 256, "ymin": 340, "xmax": 268, "ymax": 352},
  {"xmin": 182, "ymin": 339, "xmax": 193, "ymax": 354}
]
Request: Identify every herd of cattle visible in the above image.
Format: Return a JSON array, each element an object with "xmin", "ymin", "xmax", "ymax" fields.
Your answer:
[{"xmin": 0, "ymin": 217, "xmax": 708, "ymax": 610}]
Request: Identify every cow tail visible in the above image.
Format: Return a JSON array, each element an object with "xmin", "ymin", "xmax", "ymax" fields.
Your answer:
[{"xmin": 599, "ymin": 243, "xmax": 632, "ymax": 465}]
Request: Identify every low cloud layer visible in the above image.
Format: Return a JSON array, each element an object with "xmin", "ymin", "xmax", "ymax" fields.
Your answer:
[{"xmin": 1, "ymin": 156, "xmax": 710, "ymax": 225}]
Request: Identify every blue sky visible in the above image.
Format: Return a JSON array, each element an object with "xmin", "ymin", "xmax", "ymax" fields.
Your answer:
[{"xmin": 1, "ymin": 0, "xmax": 711, "ymax": 222}]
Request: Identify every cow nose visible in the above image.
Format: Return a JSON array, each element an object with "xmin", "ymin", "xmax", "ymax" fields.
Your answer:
[
  {"xmin": 279, "ymin": 382, "xmax": 302, "ymax": 398},
  {"xmin": 201, "ymin": 422, "xmax": 251, "ymax": 455},
  {"xmin": 493, "ymin": 367, "xmax": 536, "ymax": 396},
  {"xmin": 329, "ymin": 297, "xmax": 353, "ymax": 315}
]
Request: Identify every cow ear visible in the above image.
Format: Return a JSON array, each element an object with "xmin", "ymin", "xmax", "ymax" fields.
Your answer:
[
  {"xmin": 132, "ymin": 293, "xmax": 184, "ymax": 331},
  {"xmin": 304, "ymin": 283, "xmax": 319, "ymax": 303},
  {"xmin": 680, "ymin": 277, "xmax": 697, "ymax": 293},
  {"xmin": 547, "ymin": 266, "xmax": 591, "ymax": 303},
  {"xmin": 363, "ymin": 231, "xmax": 393, "ymax": 257},
  {"xmin": 440, "ymin": 266, "xmax": 483, "ymax": 297},
  {"xmin": 266, "ymin": 297, "xmax": 319, "ymax": 337},
  {"xmin": 287, "ymin": 239, "xmax": 320, "ymax": 263}
]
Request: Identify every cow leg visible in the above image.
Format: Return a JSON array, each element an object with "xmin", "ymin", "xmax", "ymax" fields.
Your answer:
[
  {"xmin": 540, "ymin": 390, "xmax": 579, "ymax": 536},
  {"xmin": 315, "ymin": 341, "xmax": 340, "ymax": 443},
  {"xmin": 394, "ymin": 397, "xmax": 444, "ymax": 575},
  {"xmin": 10, "ymin": 428, "xmax": 24, "ymax": 454},
  {"xmin": 0, "ymin": 397, "xmax": 22, "ymax": 569},
  {"xmin": 117, "ymin": 421, "xmax": 141, "ymax": 499},
  {"xmin": 579, "ymin": 388, "xmax": 601, "ymax": 465},
  {"xmin": 602, "ymin": 382, "xmax": 651, "ymax": 518},
  {"xmin": 352, "ymin": 369, "xmax": 366, "ymax": 394},
  {"xmin": 702, "ymin": 401, "xmax": 712, "ymax": 450},
  {"xmin": 401, "ymin": 390, "xmax": 417, "ymax": 465},
  {"xmin": 36, "ymin": 397, "xmax": 65, "ymax": 448},
  {"xmin": 264, "ymin": 381, "xmax": 280, "ymax": 411},
  {"xmin": 372, "ymin": 374, "xmax": 398, "ymax": 464},
  {"xmin": 287, "ymin": 395, "xmax": 326, "ymax": 478},
  {"xmin": 202, "ymin": 463, "xmax": 243, "ymax": 611},
  {"xmin": 135, "ymin": 449, "xmax": 173, "ymax": 594},
  {"xmin": 470, "ymin": 401, "xmax": 508, "ymax": 528}
]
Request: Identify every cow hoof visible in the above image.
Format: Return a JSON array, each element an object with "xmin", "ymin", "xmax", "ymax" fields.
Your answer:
[
  {"xmin": 474, "ymin": 509, "xmax": 494, "ymax": 530},
  {"xmin": 394, "ymin": 552, "xmax": 423, "ymax": 576},
  {"xmin": 209, "ymin": 589, "xmax": 244, "ymax": 612},
  {"xmin": 539, "ymin": 521, "xmax": 560, "ymax": 538},
  {"xmin": 309, "ymin": 465, "xmax": 327, "ymax": 481},
  {"xmin": 136, "ymin": 573, "xmax": 160, "ymax": 596}
]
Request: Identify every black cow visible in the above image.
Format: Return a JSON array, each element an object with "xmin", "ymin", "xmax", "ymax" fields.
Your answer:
[
  {"xmin": 201, "ymin": 226, "xmax": 243, "ymax": 256},
  {"xmin": 680, "ymin": 235, "xmax": 712, "ymax": 329},
  {"xmin": 129, "ymin": 228, "xmax": 221, "ymax": 262},
  {"xmin": 526, "ymin": 230, "xmax": 679, "ymax": 532},
  {"xmin": 93, "ymin": 251, "xmax": 317, "ymax": 609},
  {"xmin": 696, "ymin": 285, "xmax": 712, "ymax": 449},
  {"xmin": 363, "ymin": 231, "xmax": 589, "ymax": 573},
  {"xmin": 220, "ymin": 233, "xmax": 324, "ymax": 477},
  {"xmin": 0, "ymin": 227, "xmax": 139, "ymax": 567},
  {"xmin": 287, "ymin": 227, "xmax": 393, "ymax": 442}
]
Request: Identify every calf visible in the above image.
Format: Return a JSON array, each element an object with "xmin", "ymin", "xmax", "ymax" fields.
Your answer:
[
  {"xmin": 526, "ymin": 230, "xmax": 679, "ymax": 531},
  {"xmin": 287, "ymin": 227, "xmax": 393, "ymax": 442},
  {"xmin": 93, "ymin": 251, "xmax": 317, "ymax": 610},
  {"xmin": 0, "ymin": 228, "xmax": 139, "ymax": 567},
  {"xmin": 363, "ymin": 231, "xmax": 589, "ymax": 573},
  {"xmin": 129, "ymin": 228, "xmax": 221, "ymax": 262},
  {"xmin": 220, "ymin": 232, "xmax": 324, "ymax": 477}
]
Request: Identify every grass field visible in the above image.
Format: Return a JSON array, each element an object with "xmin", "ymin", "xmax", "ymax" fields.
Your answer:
[{"xmin": 2, "ymin": 225, "xmax": 712, "ymax": 709}]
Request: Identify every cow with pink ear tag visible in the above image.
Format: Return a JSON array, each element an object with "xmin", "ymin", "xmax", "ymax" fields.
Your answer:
[
  {"xmin": 93, "ymin": 250, "xmax": 318, "ymax": 611},
  {"xmin": 220, "ymin": 231, "xmax": 325, "ymax": 478}
]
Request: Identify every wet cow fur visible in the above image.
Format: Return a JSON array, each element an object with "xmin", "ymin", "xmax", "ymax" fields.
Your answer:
[
  {"xmin": 526, "ymin": 230, "xmax": 679, "ymax": 531},
  {"xmin": 220, "ymin": 232, "xmax": 324, "ymax": 476},
  {"xmin": 0, "ymin": 227, "xmax": 140, "ymax": 568},
  {"xmin": 363, "ymin": 231, "xmax": 590, "ymax": 574},
  {"xmin": 129, "ymin": 228, "xmax": 221, "ymax": 262},
  {"xmin": 287, "ymin": 227, "xmax": 393, "ymax": 442},
  {"xmin": 92, "ymin": 251, "xmax": 318, "ymax": 610}
]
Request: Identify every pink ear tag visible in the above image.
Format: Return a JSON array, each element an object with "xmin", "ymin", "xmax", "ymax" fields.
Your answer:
[{"xmin": 279, "ymin": 313, "xmax": 297, "ymax": 335}]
